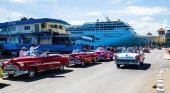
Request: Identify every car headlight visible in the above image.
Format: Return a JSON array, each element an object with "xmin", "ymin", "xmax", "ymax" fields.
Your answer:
[{"xmin": 19, "ymin": 63, "xmax": 25, "ymax": 67}]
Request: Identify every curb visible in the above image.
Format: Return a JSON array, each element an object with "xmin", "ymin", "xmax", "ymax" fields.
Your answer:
[{"xmin": 156, "ymin": 69, "xmax": 169, "ymax": 93}]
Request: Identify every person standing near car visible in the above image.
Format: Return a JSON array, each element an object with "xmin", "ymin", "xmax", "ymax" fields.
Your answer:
[{"xmin": 19, "ymin": 47, "xmax": 26, "ymax": 57}]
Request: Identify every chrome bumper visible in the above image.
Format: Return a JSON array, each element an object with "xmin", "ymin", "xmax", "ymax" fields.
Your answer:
[
  {"xmin": 69, "ymin": 58, "xmax": 82, "ymax": 64},
  {"xmin": 115, "ymin": 60, "xmax": 140, "ymax": 65},
  {"xmin": 3, "ymin": 70, "xmax": 28, "ymax": 77},
  {"xmin": 3, "ymin": 65, "xmax": 28, "ymax": 77}
]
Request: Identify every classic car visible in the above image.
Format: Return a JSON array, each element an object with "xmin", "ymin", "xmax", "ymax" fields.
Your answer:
[
  {"xmin": 2, "ymin": 51, "xmax": 69, "ymax": 78},
  {"xmin": 115, "ymin": 47, "xmax": 145, "ymax": 69},
  {"xmin": 0, "ymin": 62, "xmax": 2, "ymax": 77},
  {"xmin": 168, "ymin": 48, "xmax": 170, "ymax": 54},
  {"xmin": 142, "ymin": 47, "xmax": 150, "ymax": 53},
  {"xmin": 68, "ymin": 49, "xmax": 99, "ymax": 67},
  {"xmin": 95, "ymin": 47, "xmax": 115, "ymax": 61},
  {"xmin": 157, "ymin": 47, "xmax": 162, "ymax": 50}
]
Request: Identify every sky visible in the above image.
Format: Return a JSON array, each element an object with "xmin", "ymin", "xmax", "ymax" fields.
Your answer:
[{"xmin": 0, "ymin": 0, "xmax": 169, "ymax": 35}]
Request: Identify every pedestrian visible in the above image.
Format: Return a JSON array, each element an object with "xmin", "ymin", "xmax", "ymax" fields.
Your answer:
[
  {"xmin": 30, "ymin": 44, "xmax": 39, "ymax": 51},
  {"xmin": 19, "ymin": 47, "xmax": 26, "ymax": 57},
  {"xmin": 30, "ymin": 44, "xmax": 39, "ymax": 56},
  {"xmin": 41, "ymin": 50, "xmax": 49, "ymax": 57}
]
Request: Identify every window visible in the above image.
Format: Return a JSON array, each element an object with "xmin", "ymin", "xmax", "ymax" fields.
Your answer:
[
  {"xmin": 59, "ymin": 25, "xmax": 63, "ymax": 29},
  {"xmin": 24, "ymin": 26, "xmax": 31, "ymax": 30},
  {"xmin": 23, "ymin": 38, "xmax": 31, "ymax": 44},
  {"xmin": 41, "ymin": 23, "xmax": 45, "ymax": 29},
  {"xmin": 50, "ymin": 25, "xmax": 56, "ymax": 28}
]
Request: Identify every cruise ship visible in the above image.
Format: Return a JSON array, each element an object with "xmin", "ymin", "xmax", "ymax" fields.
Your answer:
[{"xmin": 66, "ymin": 19, "xmax": 137, "ymax": 48}]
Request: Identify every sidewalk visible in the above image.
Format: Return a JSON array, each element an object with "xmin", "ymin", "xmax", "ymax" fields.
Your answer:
[{"xmin": 153, "ymin": 50, "xmax": 170, "ymax": 93}]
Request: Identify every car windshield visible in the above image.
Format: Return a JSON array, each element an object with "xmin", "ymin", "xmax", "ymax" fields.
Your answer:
[
  {"xmin": 72, "ymin": 49, "xmax": 85, "ymax": 53},
  {"xmin": 122, "ymin": 48, "xmax": 138, "ymax": 53},
  {"xmin": 96, "ymin": 47, "xmax": 106, "ymax": 51},
  {"xmin": 25, "ymin": 50, "xmax": 42, "ymax": 56}
]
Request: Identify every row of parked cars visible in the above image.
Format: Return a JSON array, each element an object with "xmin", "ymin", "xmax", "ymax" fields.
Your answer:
[
  {"xmin": 0, "ymin": 47, "xmax": 115, "ymax": 78},
  {"xmin": 0, "ymin": 47, "xmax": 150, "ymax": 79}
]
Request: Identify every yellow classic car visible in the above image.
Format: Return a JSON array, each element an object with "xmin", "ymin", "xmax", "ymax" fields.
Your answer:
[{"xmin": 0, "ymin": 67, "xmax": 2, "ymax": 77}]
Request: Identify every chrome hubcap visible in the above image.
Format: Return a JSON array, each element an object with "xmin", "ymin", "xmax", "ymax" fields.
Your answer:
[{"xmin": 29, "ymin": 69, "xmax": 35, "ymax": 77}]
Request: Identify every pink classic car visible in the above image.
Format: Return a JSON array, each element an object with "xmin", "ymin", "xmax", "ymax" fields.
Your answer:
[{"xmin": 95, "ymin": 47, "xmax": 115, "ymax": 61}]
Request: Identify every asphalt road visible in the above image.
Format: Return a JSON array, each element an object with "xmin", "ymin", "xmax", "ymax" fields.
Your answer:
[{"xmin": 1, "ymin": 49, "xmax": 170, "ymax": 93}]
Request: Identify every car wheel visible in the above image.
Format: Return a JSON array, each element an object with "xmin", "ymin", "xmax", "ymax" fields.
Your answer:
[
  {"xmin": 81, "ymin": 60, "xmax": 85, "ymax": 67},
  {"xmin": 8, "ymin": 74, "xmax": 14, "ymax": 78},
  {"xmin": 93, "ymin": 58, "xmax": 97, "ymax": 64},
  {"xmin": 138, "ymin": 64, "xmax": 141, "ymax": 69},
  {"xmin": 59, "ymin": 65, "xmax": 64, "ymax": 71},
  {"xmin": 110, "ymin": 57, "xmax": 113, "ymax": 61},
  {"xmin": 28, "ymin": 67, "xmax": 36, "ymax": 78},
  {"xmin": 116, "ymin": 64, "xmax": 120, "ymax": 68},
  {"xmin": 104, "ymin": 58, "xmax": 107, "ymax": 62},
  {"xmin": 141, "ymin": 62, "xmax": 144, "ymax": 66}
]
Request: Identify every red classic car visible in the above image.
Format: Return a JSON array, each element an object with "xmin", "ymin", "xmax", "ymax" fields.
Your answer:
[
  {"xmin": 68, "ymin": 49, "xmax": 99, "ymax": 67},
  {"xmin": 95, "ymin": 47, "xmax": 115, "ymax": 61},
  {"xmin": 142, "ymin": 47, "xmax": 150, "ymax": 53},
  {"xmin": 2, "ymin": 52, "xmax": 69, "ymax": 78}
]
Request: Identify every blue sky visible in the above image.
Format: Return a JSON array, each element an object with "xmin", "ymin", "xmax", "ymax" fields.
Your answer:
[{"xmin": 0, "ymin": 0, "xmax": 169, "ymax": 35}]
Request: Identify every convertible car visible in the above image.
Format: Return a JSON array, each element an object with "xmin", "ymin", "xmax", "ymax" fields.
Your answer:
[
  {"xmin": 2, "ymin": 51, "xmax": 69, "ymax": 78},
  {"xmin": 95, "ymin": 47, "xmax": 115, "ymax": 61},
  {"xmin": 115, "ymin": 48, "xmax": 145, "ymax": 69},
  {"xmin": 68, "ymin": 49, "xmax": 98, "ymax": 67},
  {"xmin": 142, "ymin": 47, "xmax": 150, "ymax": 53}
]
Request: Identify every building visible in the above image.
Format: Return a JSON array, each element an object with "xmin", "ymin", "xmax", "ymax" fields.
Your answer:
[
  {"xmin": 157, "ymin": 28, "xmax": 166, "ymax": 47},
  {"xmin": 0, "ymin": 18, "xmax": 81, "ymax": 52},
  {"xmin": 165, "ymin": 30, "xmax": 170, "ymax": 46}
]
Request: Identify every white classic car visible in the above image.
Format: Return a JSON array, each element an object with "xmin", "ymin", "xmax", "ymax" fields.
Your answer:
[{"xmin": 115, "ymin": 48, "xmax": 145, "ymax": 69}]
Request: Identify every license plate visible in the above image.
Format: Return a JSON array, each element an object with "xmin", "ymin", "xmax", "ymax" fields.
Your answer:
[{"xmin": 123, "ymin": 62, "xmax": 129, "ymax": 64}]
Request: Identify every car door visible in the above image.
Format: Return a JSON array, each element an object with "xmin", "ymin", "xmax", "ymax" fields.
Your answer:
[{"xmin": 47, "ymin": 55, "xmax": 61, "ymax": 69}]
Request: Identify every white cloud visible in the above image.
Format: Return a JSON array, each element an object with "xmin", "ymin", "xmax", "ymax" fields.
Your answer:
[
  {"xmin": 128, "ymin": 17, "xmax": 163, "ymax": 35},
  {"xmin": 8, "ymin": 0, "xmax": 59, "ymax": 4},
  {"xmin": 108, "ymin": 6, "xmax": 169, "ymax": 16},
  {"xmin": 110, "ymin": 0, "xmax": 121, "ymax": 3},
  {"xmin": 89, "ymin": 11, "xmax": 101, "ymax": 16},
  {"xmin": 9, "ymin": 0, "xmax": 28, "ymax": 4},
  {"xmin": 0, "ymin": 8, "xmax": 25, "ymax": 22},
  {"xmin": 127, "ymin": 1, "xmax": 133, "ymax": 4},
  {"xmin": 69, "ymin": 20, "xmax": 88, "ymax": 25},
  {"xmin": 163, "ymin": 18, "xmax": 168, "ymax": 28},
  {"xmin": 140, "ymin": 16, "xmax": 153, "ymax": 22}
]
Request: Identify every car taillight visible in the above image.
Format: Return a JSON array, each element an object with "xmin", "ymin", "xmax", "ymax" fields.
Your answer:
[{"xmin": 135, "ymin": 55, "xmax": 140, "ymax": 61}]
